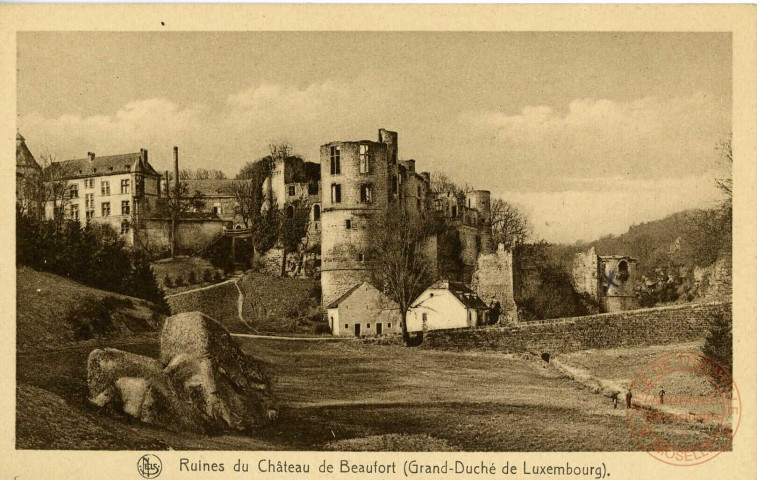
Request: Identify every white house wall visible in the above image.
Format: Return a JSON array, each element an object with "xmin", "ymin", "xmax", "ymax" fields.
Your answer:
[{"xmin": 407, "ymin": 289, "xmax": 471, "ymax": 332}]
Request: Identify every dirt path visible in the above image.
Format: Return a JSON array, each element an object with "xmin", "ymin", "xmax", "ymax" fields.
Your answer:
[
  {"xmin": 231, "ymin": 332, "xmax": 348, "ymax": 341},
  {"xmin": 164, "ymin": 275, "xmax": 242, "ymax": 299}
]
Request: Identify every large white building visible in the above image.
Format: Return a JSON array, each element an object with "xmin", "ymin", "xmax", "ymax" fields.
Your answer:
[{"xmin": 44, "ymin": 150, "xmax": 163, "ymax": 245}]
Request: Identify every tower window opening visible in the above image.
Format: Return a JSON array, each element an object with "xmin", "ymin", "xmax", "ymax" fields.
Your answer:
[
  {"xmin": 359, "ymin": 145, "xmax": 371, "ymax": 173},
  {"xmin": 331, "ymin": 184, "xmax": 342, "ymax": 203},
  {"xmin": 330, "ymin": 146, "xmax": 341, "ymax": 175}
]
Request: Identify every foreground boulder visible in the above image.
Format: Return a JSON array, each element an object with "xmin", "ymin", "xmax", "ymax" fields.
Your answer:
[{"xmin": 87, "ymin": 312, "xmax": 277, "ymax": 434}]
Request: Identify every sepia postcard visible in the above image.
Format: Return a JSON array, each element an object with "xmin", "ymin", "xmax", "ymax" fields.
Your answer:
[{"xmin": 1, "ymin": 4, "xmax": 756, "ymax": 480}]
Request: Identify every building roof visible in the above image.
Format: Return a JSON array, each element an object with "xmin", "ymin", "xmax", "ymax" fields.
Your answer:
[
  {"xmin": 52, "ymin": 151, "xmax": 160, "ymax": 179},
  {"xmin": 16, "ymin": 132, "xmax": 41, "ymax": 171},
  {"xmin": 184, "ymin": 179, "xmax": 236, "ymax": 196},
  {"xmin": 427, "ymin": 280, "xmax": 489, "ymax": 309},
  {"xmin": 325, "ymin": 283, "xmax": 366, "ymax": 309}
]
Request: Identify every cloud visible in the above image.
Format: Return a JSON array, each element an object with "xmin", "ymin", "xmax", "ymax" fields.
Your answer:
[{"xmin": 461, "ymin": 93, "xmax": 730, "ymax": 189}]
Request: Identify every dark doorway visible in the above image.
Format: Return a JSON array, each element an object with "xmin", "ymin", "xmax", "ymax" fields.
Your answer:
[
  {"xmin": 354, "ymin": 324, "xmax": 361, "ymax": 337},
  {"xmin": 376, "ymin": 323, "xmax": 383, "ymax": 335}
]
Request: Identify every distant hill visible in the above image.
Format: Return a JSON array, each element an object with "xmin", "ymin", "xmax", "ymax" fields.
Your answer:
[{"xmin": 574, "ymin": 210, "xmax": 701, "ymax": 277}]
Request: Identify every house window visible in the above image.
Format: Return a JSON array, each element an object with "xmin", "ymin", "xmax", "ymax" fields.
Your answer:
[
  {"xmin": 330, "ymin": 146, "xmax": 341, "ymax": 175},
  {"xmin": 213, "ymin": 203, "xmax": 221, "ymax": 215},
  {"xmin": 452, "ymin": 205, "xmax": 457, "ymax": 217},
  {"xmin": 345, "ymin": 324, "xmax": 349, "ymax": 329},
  {"xmin": 416, "ymin": 198, "xmax": 421, "ymax": 208},
  {"xmin": 345, "ymin": 219, "xmax": 351, "ymax": 230},
  {"xmin": 359, "ymin": 144, "xmax": 371, "ymax": 173},
  {"xmin": 120, "ymin": 220, "xmax": 130, "ymax": 235},
  {"xmin": 288, "ymin": 185, "xmax": 296, "ymax": 196},
  {"xmin": 308, "ymin": 182, "xmax": 319, "ymax": 195},
  {"xmin": 101, "ymin": 202, "xmax": 110, "ymax": 217},
  {"xmin": 367, "ymin": 323, "xmax": 371, "ymax": 329},
  {"xmin": 388, "ymin": 323, "xmax": 392, "ymax": 329},
  {"xmin": 331, "ymin": 184, "xmax": 341, "ymax": 203},
  {"xmin": 70, "ymin": 204, "xmax": 79, "ymax": 221},
  {"xmin": 357, "ymin": 252, "xmax": 364, "ymax": 262},
  {"xmin": 121, "ymin": 179, "xmax": 130, "ymax": 194},
  {"xmin": 435, "ymin": 199, "xmax": 443, "ymax": 211},
  {"xmin": 85, "ymin": 193, "xmax": 94, "ymax": 209},
  {"xmin": 313, "ymin": 204, "xmax": 320, "ymax": 221},
  {"xmin": 121, "ymin": 200, "xmax": 130, "ymax": 215},
  {"xmin": 360, "ymin": 184, "xmax": 373, "ymax": 204},
  {"xmin": 392, "ymin": 176, "xmax": 398, "ymax": 194},
  {"xmin": 86, "ymin": 210, "xmax": 94, "ymax": 223},
  {"xmin": 84, "ymin": 178, "xmax": 94, "ymax": 189},
  {"xmin": 101, "ymin": 181, "xmax": 110, "ymax": 196},
  {"xmin": 69, "ymin": 184, "xmax": 79, "ymax": 199}
]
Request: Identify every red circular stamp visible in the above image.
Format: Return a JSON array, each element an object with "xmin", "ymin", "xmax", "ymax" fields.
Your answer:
[{"xmin": 625, "ymin": 351, "xmax": 741, "ymax": 466}]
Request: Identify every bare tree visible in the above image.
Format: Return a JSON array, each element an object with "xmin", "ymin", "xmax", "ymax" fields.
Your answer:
[
  {"xmin": 490, "ymin": 198, "xmax": 531, "ymax": 249},
  {"xmin": 687, "ymin": 137, "xmax": 733, "ymax": 266},
  {"xmin": 430, "ymin": 171, "xmax": 471, "ymax": 205},
  {"xmin": 19, "ymin": 154, "xmax": 74, "ymax": 227},
  {"xmin": 365, "ymin": 202, "xmax": 436, "ymax": 345},
  {"xmin": 164, "ymin": 176, "xmax": 205, "ymax": 258}
]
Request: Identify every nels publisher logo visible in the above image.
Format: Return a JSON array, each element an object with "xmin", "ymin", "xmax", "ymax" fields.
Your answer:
[{"xmin": 137, "ymin": 454, "xmax": 163, "ymax": 479}]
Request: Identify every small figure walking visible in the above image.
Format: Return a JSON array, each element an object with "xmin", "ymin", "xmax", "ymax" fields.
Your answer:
[
  {"xmin": 626, "ymin": 389, "xmax": 633, "ymax": 409},
  {"xmin": 659, "ymin": 387, "xmax": 665, "ymax": 405},
  {"xmin": 613, "ymin": 394, "xmax": 619, "ymax": 409}
]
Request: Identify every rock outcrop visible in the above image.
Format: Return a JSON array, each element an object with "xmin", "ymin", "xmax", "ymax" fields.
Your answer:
[{"xmin": 87, "ymin": 312, "xmax": 277, "ymax": 434}]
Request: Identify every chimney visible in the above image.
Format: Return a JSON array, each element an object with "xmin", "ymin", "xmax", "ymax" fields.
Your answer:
[
  {"xmin": 141, "ymin": 148, "xmax": 148, "ymax": 165},
  {"xmin": 406, "ymin": 159, "xmax": 415, "ymax": 172},
  {"xmin": 88, "ymin": 152, "xmax": 95, "ymax": 162},
  {"xmin": 173, "ymin": 146, "xmax": 180, "ymax": 194}
]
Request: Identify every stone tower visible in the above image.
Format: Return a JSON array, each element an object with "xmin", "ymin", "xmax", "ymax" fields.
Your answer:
[{"xmin": 320, "ymin": 129, "xmax": 399, "ymax": 306}]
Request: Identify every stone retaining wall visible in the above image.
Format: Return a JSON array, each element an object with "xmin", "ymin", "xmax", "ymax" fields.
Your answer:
[{"xmin": 419, "ymin": 301, "xmax": 730, "ymax": 354}]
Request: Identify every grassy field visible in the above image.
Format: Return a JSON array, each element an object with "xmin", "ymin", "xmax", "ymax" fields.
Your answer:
[
  {"xmin": 16, "ymin": 267, "xmax": 161, "ymax": 354},
  {"xmin": 17, "ymin": 269, "xmax": 720, "ymax": 451},
  {"xmin": 166, "ymin": 280, "xmax": 251, "ymax": 333},
  {"xmin": 237, "ymin": 273, "xmax": 324, "ymax": 334},
  {"xmin": 167, "ymin": 271, "xmax": 325, "ymax": 335}
]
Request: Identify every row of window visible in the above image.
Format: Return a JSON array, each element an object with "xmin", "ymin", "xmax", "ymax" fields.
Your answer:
[
  {"xmin": 343, "ymin": 322, "xmax": 392, "ymax": 330},
  {"xmin": 69, "ymin": 200, "xmax": 130, "ymax": 219},
  {"xmin": 329, "ymin": 145, "xmax": 374, "ymax": 176},
  {"xmin": 70, "ymin": 179, "xmax": 130, "ymax": 199},
  {"xmin": 329, "ymin": 184, "xmax": 374, "ymax": 204}
]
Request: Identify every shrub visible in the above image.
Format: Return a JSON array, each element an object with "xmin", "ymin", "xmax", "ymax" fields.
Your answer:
[
  {"xmin": 313, "ymin": 323, "xmax": 332, "ymax": 335},
  {"xmin": 68, "ymin": 297, "xmax": 118, "ymax": 340},
  {"xmin": 174, "ymin": 275, "xmax": 185, "ymax": 286},
  {"xmin": 702, "ymin": 312, "xmax": 732, "ymax": 377},
  {"xmin": 164, "ymin": 275, "xmax": 173, "ymax": 288},
  {"xmin": 203, "ymin": 269, "xmax": 213, "ymax": 283},
  {"xmin": 188, "ymin": 270, "xmax": 198, "ymax": 285},
  {"xmin": 213, "ymin": 270, "xmax": 223, "ymax": 282}
]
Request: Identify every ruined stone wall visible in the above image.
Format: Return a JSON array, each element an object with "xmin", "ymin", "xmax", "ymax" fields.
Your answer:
[
  {"xmin": 471, "ymin": 244, "xmax": 518, "ymax": 322},
  {"xmin": 571, "ymin": 247, "xmax": 599, "ymax": 300},
  {"xmin": 420, "ymin": 301, "xmax": 730, "ymax": 354}
]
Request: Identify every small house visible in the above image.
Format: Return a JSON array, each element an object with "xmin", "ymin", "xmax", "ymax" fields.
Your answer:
[
  {"xmin": 406, "ymin": 280, "xmax": 489, "ymax": 332},
  {"xmin": 326, "ymin": 282, "xmax": 401, "ymax": 337}
]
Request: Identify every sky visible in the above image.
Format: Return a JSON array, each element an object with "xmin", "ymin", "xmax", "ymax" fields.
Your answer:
[{"xmin": 16, "ymin": 32, "xmax": 731, "ymax": 243}]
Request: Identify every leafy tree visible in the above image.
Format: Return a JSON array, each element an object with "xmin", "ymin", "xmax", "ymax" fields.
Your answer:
[
  {"xmin": 702, "ymin": 312, "xmax": 732, "ymax": 377},
  {"xmin": 232, "ymin": 159, "xmax": 271, "ymax": 228},
  {"xmin": 365, "ymin": 201, "xmax": 436, "ymax": 345}
]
